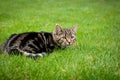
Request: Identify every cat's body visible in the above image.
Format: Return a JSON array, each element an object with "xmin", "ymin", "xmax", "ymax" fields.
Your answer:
[
  {"xmin": 2, "ymin": 32, "xmax": 55, "ymax": 57},
  {"xmin": 1, "ymin": 25, "xmax": 77, "ymax": 59}
]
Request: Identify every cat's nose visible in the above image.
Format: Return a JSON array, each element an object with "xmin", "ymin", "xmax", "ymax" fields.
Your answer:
[
  {"xmin": 66, "ymin": 38, "xmax": 71, "ymax": 45},
  {"xmin": 67, "ymin": 38, "xmax": 71, "ymax": 43}
]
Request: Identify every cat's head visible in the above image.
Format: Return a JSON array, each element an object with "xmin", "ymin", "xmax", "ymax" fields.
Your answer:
[{"xmin": 52, "ymin": 24, "xmax": 77, "ymax": 47}]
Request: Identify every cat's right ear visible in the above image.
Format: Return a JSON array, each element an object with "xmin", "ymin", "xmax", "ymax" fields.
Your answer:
[{"xmin": 54, "ymin": 24, "xmax": 62, "ymax": 34}]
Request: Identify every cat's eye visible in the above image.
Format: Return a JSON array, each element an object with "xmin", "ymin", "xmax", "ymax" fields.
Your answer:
[{"xmin": 71, "ymin": 36, "xmax": 74, "ymax": 38}]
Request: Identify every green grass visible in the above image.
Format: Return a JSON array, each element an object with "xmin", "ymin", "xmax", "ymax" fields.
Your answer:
[{"xmin": 0, "ymin": 0, "xmax": 120, "ymax": 80}]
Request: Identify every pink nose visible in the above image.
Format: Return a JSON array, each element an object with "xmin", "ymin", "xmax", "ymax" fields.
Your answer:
[{"xmin": 67, "ymin": 38, "xmax": 71, "ymax": 43}]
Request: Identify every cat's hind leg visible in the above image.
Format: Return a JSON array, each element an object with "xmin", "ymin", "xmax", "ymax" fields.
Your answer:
[
  {"xmin": 18, "ymin": 49, "xmax": 47, "ymax": 59},
  {"xmin": 23, "ymin": 52, "xmax": 46, "ymax": 57},
  {"xmin": 23, "ymin": 51, "xmax": 47, "ymax": 60}
]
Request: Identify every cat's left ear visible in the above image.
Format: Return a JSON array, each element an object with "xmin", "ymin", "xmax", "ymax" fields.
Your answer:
[
  {"xmin": 53, "ymin": 24, "xmax": 62, "ymax": 34},
  {"xmin": 72, "ymin": 25, "xmax": 78, "ymax": 33}
]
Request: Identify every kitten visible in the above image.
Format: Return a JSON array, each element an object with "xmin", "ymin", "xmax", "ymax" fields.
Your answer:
[{"xmin": 1, "ymin": 24, "xmax": 77, "ymax": 59}]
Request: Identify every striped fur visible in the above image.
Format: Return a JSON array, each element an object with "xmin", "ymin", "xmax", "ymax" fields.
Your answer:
[{"xmin": 1, "ymin": 24, "xmax": 77, "ymax": 59}]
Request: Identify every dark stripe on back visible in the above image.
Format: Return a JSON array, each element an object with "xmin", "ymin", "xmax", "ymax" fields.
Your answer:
[
  {"xmin": 7, "ymin": 34, "xmax": 20, "ymax": 47},
  {"xmin": 20, "ymin": 32, "xmax": 38, "ymax": 48},
  {"xmin": 43, "ymin": 32, "xmax": 53, "ymax": 43},
  {"xmin": 2, "ymin": 34, "xmax": 16, "ymax": 50},
  {"xmin": 28, "ymin": 44, "xmax": 37, "ymax": 50}
]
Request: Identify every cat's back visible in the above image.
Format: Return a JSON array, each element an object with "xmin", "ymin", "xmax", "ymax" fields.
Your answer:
[
  {"xmin": 4, "ymin": 32, "xmax": 39, "ymax": 47},
  {"xmin": 2, "ymin": 32, "xmax": 52, "ymax": 53}
]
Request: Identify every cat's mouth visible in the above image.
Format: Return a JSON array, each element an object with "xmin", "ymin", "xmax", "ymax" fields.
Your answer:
[{"xmin": 61, "ymin": 43, "xmax": 71, "ymax": 47}]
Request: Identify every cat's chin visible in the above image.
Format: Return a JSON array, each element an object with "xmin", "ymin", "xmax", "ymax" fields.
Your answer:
[{"xmin": 60, "ymin": 44, "xmax": 71, "ymax": 49}]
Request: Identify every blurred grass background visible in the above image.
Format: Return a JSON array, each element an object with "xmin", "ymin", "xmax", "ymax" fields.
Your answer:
[{"xmin": 0, "ymin": 0, "xmax": 120, "ymax": 80}]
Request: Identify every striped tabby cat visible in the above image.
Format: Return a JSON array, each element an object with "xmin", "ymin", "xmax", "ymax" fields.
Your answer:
[{"xmin": 1, "ymin": 24, "xmax": 77, "ymax": 59}]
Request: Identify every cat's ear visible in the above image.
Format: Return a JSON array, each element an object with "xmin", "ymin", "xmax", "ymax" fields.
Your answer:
[
  {"xmin": 72, "ymin": 25, "xmax": 78, "ymax": 33},
  {"xmin": 54, "ymin": 24, "xmax": 62, "ymax": 34}
]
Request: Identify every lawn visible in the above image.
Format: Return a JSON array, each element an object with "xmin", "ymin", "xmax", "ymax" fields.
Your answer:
[{"xmin": 0, "ymin": 0, "xmax": 120, "ymax": 80}]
